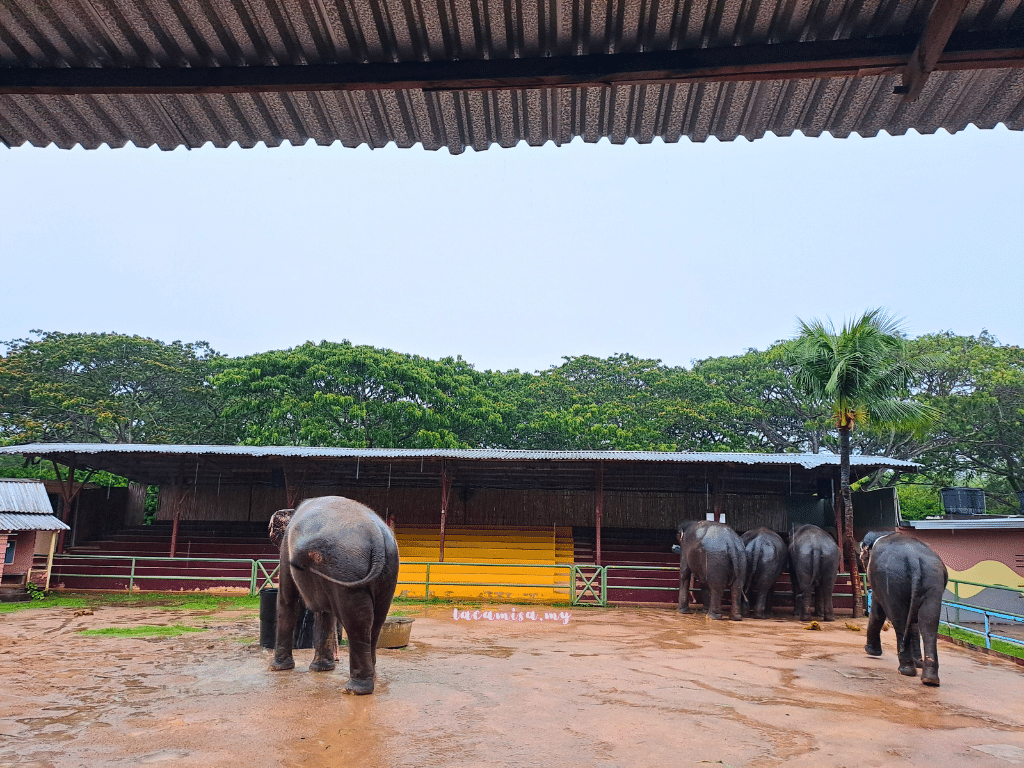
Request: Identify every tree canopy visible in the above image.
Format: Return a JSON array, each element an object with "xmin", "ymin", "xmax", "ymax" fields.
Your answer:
[
  {"xmin": 0, "ymin": 331, "xmax": 230, "ymax": 445},
  {"xmin": 2, "ymin": 324, "xmax": 1019, "ymax": 514}
]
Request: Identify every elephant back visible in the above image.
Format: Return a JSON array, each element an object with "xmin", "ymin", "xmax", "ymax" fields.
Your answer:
[{"xmin": 285, "ymin": 496, "xmax": 397, "ymax": 588}]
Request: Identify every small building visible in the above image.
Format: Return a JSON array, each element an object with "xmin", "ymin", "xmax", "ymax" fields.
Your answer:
[
  {"xmin": 900, "ymin": 514, "xmax": 1024, "ymax": 624},
  {"xmin": 0, "ymin": 480, "xmax": 70, "ymax": 601}
]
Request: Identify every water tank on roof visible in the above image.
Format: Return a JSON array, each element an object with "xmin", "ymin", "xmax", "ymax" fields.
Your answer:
[{"xmin": 940, "ymin": 487, "xmax": 986, "ymax": 516}]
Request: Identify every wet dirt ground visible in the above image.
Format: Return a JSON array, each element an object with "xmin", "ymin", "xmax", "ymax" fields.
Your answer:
[{"xmin": 2, "ymin": 603, "xmax": 1023, "ymax": 768}]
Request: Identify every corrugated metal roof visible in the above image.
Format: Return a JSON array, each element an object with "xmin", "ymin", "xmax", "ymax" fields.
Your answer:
[
  {"xmin": 1, "ymin": 0, "xmax": 1021, "ymax": 151},
  {"xmin": 903, "ymin": 516, "xmax": 1024, "ymax": 529},
  {"xmin": 0, "ymin": 513, "xmax": 70, "ymax": 531},
  {"xmin": 0, "ymin": 479, "xmax": 56, "ymax": 514},
  {"xmin": 0, "ymin": 443, "xmax": 920, "ymax": 470}
]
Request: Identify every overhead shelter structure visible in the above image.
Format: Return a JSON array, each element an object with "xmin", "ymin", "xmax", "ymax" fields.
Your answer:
[
  {"xmin": 0, "ymin": 444, "xmax": 917, "ymax": 564},
  {"xmin": 1, "ymin": 0, "xmax": 1022, "ymax": 151}
]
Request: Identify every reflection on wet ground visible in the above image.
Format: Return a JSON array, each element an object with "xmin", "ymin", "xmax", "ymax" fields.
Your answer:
[{"xmin": 1, "ymin": 604, "xmax": 1022, "ymax": 767}]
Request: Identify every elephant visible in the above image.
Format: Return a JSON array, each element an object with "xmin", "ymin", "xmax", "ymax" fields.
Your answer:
[
  {"xmin": 740, "ymin": 527, "xmax": 788, "ymax": 619},
  {"xmin": 675, "ymin": 520, "xmax": 747, "ymax": 621},
  {"xmin": 860, "ymin": 531, "xmax": 948, "ymax": 686},
  {"xmin": 788, "ymin": 524, "xmax": 841, "ymax": 622},
  {"xmin": 268, "ymin": 496, "xmax": 400, "ymax": 695}
]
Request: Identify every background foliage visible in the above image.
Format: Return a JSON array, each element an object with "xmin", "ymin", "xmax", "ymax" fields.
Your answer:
[{"xmin": 2, "ymin": 326, "xmax": 1021, "ymax": 514}]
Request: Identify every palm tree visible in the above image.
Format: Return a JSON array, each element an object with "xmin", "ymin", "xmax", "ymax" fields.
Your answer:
[{"xmin": 783, "ymin": 309, "xmax": 942, "ymax": 617}]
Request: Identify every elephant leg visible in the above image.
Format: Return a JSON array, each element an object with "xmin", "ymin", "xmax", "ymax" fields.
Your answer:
[
  {"xmin": 270, "ymin": 562, "xmax": 300, "ymax": 671},
  {"xmin": 334, "ymin": 589, "xmax": 378, "ymax": 695},
  {"xmin": 309, "ymin": 611, "xmax": 338, "ymax": 673},
  {"xmin": 799, "ymin": 585, "xmax": 814, "ymax": 622},
  {"xmin": 369, "ymin": 582, "xmax": 396, "ymax": 668},
  {"xmin": 891, "ymin": 615, "xmax": 917, "ymax": 677},
  {"xmin": 821, "ymin": 586, "xmax": 835, "ymax": 622},
  {"xmin": 917, "ymin": 597, "xmax": 942, "ymax": 687},
  {"xmin": 729, "ymin": 577, "xmax": 743, "ymax": 622},
  {"xmin": 865, "ymin": 599, "xmax": 886, "ymax": 657},
  {"xmin": 678, "ymin": 563, "xmax": 693, "ymax": 613},
  {"xmin": 907, "ymin": 621, "xmax": 924, "ymax": 668},
  {"xmin": 754, "ymin": 590, "xmax": 769, "ymax": 620},
  {"xmin": 707, "ymin": 580, "xmax": 726, "ymax": 620}
]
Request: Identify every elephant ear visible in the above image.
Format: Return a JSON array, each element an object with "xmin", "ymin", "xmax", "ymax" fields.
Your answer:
[{"xmin": 269, "ymin": 509, "xmax": 295, "ymax": 547}]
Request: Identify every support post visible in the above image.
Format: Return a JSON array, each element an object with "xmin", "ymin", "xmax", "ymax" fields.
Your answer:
[
  {"xmin": 595, "ymin": 462, "xmax": 604, "ymax": 567},
  {"xmin": 833, "ymin": 473, "xmax": 845, "ymax": 572},
  {"xmin": 169, "ymin": 483, "xmax": 181, "ymax": 559},
  {"xmin": 52, "ymin": 459, "xmax": 91, "ymax": 554},
  {"xmin": 439, "ymin": 462, "xmax": 453, "ymax": 563},
  {"xmin": 43, "ymin": 531, "xmax": 57, "ymax": 589}
]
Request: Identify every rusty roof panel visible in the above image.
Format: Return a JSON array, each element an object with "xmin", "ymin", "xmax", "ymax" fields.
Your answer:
[{"xmin": 1, "ymin": 0, "xmax": 1022, "ymax": 151}]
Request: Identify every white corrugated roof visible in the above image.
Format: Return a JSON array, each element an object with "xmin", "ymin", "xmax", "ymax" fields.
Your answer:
[
  {"xmin": 0, "ymin": 513, "xmax": 70, "ymax": 531},
  {"xmin": 0, "ymin": 443, "xmax": 920, "ymax": 471},
  {"xmin": 0, "ymin": 479, "xmax": 56, "ymax": 514}
]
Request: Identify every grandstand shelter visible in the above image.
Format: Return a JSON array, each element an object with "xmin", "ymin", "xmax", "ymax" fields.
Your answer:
[{"xmin": 0, "ymin": 443, "xmax": 913, "ymax": 559}]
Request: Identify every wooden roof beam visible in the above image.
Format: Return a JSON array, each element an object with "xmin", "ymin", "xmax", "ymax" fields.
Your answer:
[
  {"xmin": 895, "ymin": 0, "xmax": 972, "ymax": 102},
  {"xmin": 1, "ymin": 31, "xmax": 1020, "ymax": 96}
]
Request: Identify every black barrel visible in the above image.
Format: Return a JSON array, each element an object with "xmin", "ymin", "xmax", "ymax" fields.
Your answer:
[
  {"xmin": 258, "ymin": 587, "xmax": 315, "ymax": 650},
  {"xmin": 259, "ymin": 588, "xmax": 278, "ymax": 648}
]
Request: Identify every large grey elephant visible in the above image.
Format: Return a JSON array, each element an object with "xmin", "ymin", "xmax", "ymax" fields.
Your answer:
[
  {"xmin": 741, "ymin": 527, "xmax": 788, "ymax": 619},
  {"xmin": 788, "ymin": 524, "xmax": 841, "ymax": 622},
  {"xmin": 861, "ymin": 531, "xmax": 948, "ymax": 686},
  {"xmin": 675, "ymin": 520, "xmax": 747, "ymax": 621},
  {"xmin": 268, "ymin": 496, "xmax": 400, "ymax": 695}
]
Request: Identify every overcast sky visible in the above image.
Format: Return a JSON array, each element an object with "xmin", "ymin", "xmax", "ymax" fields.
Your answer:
[{"xmin": 1, "ymin": 125, "xmax": 1021, "ymax": 373}]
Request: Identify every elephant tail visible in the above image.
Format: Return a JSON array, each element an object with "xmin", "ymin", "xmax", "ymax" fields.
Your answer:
[
  {"xmin": 731, "ymin": 540, "xmax": 749, "ymax": 605},
  {"xmin": 900, "ymin": 559, "xmax": 926, "ymax": 648},
  {"xmin": 290, "ymin": 521, "xmax": 390, "ymax": 589}
]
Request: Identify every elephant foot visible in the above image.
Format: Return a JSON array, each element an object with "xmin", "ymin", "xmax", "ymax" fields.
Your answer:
[
  {"xmin": 343, "ymin": 676, "xmax": 375, "ymax": 695},
  {"xmin": 678, "ymin": 606, "xmax": 692, "ymax": 614},
  {"xmin": 707, "ymin": 611, "xmax": 725, "ymax": 620},
  {"xmin": 898, "ymin": 663, "xmax": 918, "ymax": 677},
  {"xmin": 309, "ymin": 659, "xmax": 337, "ymax": 673},
  {"xmin": 822, "ymin": 615, "xmax": 835, "ymax": 622},
  {"xmin": 730, "ymin": 613, "xmax": 743, "ymax": 622},
  {"xmin": 864, "ymin": 644, "xmax": 883, "ymax": 657},
  {"xmin": 753, "ymin": 611, "xmax": 766, "ymax": 620},
  {"xmin": 269, "ymin": 656, "xmax": 295, "ymax": 671},
  {"xmin": 921, "ymin": 668, "xmax": 940, "ymax": 687}
]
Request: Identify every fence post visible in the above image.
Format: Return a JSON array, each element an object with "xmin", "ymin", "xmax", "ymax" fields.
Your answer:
[
  {"xmin": 955, "ymin": 581, "xmax": 961, "ymax": 625},
  {"xmin": 128, "ymin": 557, "xmax": 136, "ymax": 593},
  {"xmin": 250, "ymin": 560, "xmax": 257, "ymax": 595},
  {"xmin": 425, "ymin": 563, "xmax": 431, "ymax": 601}
]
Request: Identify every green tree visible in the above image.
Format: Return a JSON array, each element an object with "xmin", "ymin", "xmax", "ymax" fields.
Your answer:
[
  {"xmin": 0, "ymin": 331, "xmax": 230, "ymax": 445},
  {"xmin": 214, "ymin": 341, "xmax": 511, "ymax": 448},
  {"xmin": 692, "ymin": 347, "xmax": 833, "ymax": 453},
  {"xmin": 506, "ymin": 354, "xmax": 670, "ymax": 450},
  {"xmin": 783, "ymin": 310, "xmax": 944, "ymax": 617},
  {"xmin": 913, "ymin": 332, "xmax": 1024, "ymax": 511}
]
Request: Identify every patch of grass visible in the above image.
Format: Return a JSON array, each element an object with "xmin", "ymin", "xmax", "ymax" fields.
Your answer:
[
  {"xmin": 941, "ymin": 625, "xmax": 1024, "ymax": 660},
  {"xmin": 78, "ymin": 624, "xmax": 207, "ymax": 638},
  {"xmin": 0, "ymin": 592, "xmax": 260, "ymax": 615}
]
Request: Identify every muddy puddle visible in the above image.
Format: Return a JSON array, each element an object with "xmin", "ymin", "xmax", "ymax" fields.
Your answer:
[{"xmin": 1, "ymin": 604, "xmax": 1023, "ymax": 767}]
